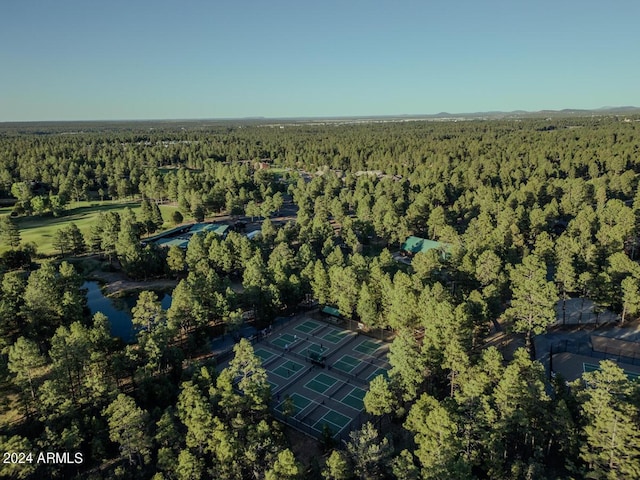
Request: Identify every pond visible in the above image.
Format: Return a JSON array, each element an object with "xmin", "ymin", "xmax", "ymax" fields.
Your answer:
[{"xmin": 83, "ymin": 281, "xmax": 172, "ymax": 343}]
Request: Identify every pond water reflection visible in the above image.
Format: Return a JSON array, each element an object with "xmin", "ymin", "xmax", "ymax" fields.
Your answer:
[{"xmin": 83, "ymin": 281, "xmax": 172, "ymax": 342}]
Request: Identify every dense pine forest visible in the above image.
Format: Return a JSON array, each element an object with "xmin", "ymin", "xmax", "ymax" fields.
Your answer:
[{"xmin": 1, "ymin": 115, "xmax": 640, "ymax": 479}]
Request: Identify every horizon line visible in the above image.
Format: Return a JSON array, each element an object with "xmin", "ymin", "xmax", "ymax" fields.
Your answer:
[{"xmin": 1, "ymin": 105, "xmax": 639, "ymax": 124}]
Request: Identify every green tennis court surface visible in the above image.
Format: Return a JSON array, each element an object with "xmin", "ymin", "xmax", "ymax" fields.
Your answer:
[
  {"xmin": 355, "ymin": 340, "xmax": 382, "ymax": 355},
  {"xmin": 584, "ymin": 363, "xmax": 640, "ymax": 381},
  {"xmin": 305, "ymin": 372, "xmax": 338, "ymax": 394},
  {"xmin": 276, "ymin": 393, "xmax": 312, "ymax": 415},
  {"xmin": 273, "ymin": 360, "xmax": 304, "ymax": 378},
  {"xmin": 333, "ymin": 355, "xmax": 360, "ymax": 374},
  {"xmin": 295, "ymin": 320, "xmax": 321, "ymax": 334},
  {"xmin": 583, "ymin": 363, "xmax": 599, "ymax": 373},
  {"xmin": 272, "ymin": 333, "xmax": 298, "ymax": 349},
  {"xmin": 254, "ymin": 348, "xmax": 276, "ymax": 362},
  {"xmin": 341, "ymin": 387, "xmax": 366, "ymax": 410},
  {"xmin": 313, "ymin": 410, "xmax": 350, "ymax": 433},
  {"xmin": 301, "ymin": 343, "xmax": 328, "ymax": 358},
  {"xmin": 322, "ymin": 329, "xmax": 349, "ymax": 344},
  {"xmin": 367, "ymin": 368, "xmax": 388, "ymax": 381}
]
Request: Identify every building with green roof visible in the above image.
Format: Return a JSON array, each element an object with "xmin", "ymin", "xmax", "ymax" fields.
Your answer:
[
  {"xmin": 321, "ymin": 306, "xmax": 342, "ymax": 318},
  {"xmin": 155, "ymin": 237, "xmax": 189, "ymax": 249},
  {"xmin": 401, "ymin": 236, "xmax": 452, "ymax": 259},
  {"xmin": 188, "ymin": 223, "xmax": 230, "ymax": 238}
]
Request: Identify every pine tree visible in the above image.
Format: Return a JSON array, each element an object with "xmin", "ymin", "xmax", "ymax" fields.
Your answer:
[
  {"xmin": 404, "ymin": 394, "xmax": 470, "ymax": 479},
  {"xmin": 166, "ymin": 245, "xmax": 186, "ymax": 276},
  {"xmin": 575, "ymin": 360, "xmax": 640, "ymax": 478},
  {"xmin": 116, "ymin": 208, "xmax": 143, "ymax": 276},
  {"xmin": 0, "ymin": 215, "xmax": 20, "ymax": 247},
  {"xmin": 621, "ymin": 276, "xmax": 640, "ymax": 324},
  {"xmin": 7, "ymin": 337, "xmax": 46, "ymax": 415},
  {"xmin": 311, "ymin": 260, "xmax": 330, "ymax": 305},
  {"xmin": 88, "ymin": 223, "xmax": 103, "ymax": 253},
  {"xmin": 388, "ymin": 329, "xmax": 427, "ymax": 402},
  {"xmin": 505, "ymin": 254, "xmax": 558, "ymax": 348},
  {"xmin": 175, "ymin": 449, "xmax": 205, "ymax": 480},
  {"xmin": 177, "ymin": 381, "xmax": 214, "ymax": 454},
  {"xmin": 364, "ymin": 374, "xmax": 396, "ymax": 417},
  {"xmin": 329, "ymin": 265, "xmax": 359, "ymax": 318},
  {"xmin": 23, "ymin": 262, "xmax": 62, "ymax": 340},
  {"xmin": 322, "ymin": 450, "xmax": 351, "ymax": 480},
  {"xmin": 52, "ymin": 227, "xmax": 71, "ymax": 256},
  {"xmin": 346, "ymin": 422, "xmax": 392, "ymax": 480},
  {"xmin": 265, "ymin": 449, "xmax": 302, "ymax": 480},
  {"xmin": 103, "ymin": 394, "xmax": 151, "ymax": 466},
  {"xmin": 357, "ymin": 282, "xmax": 379, "ymax": 327},
  {"xmin": 66, "ymin": 223, "xmax": 86, "ymax": 254},
  {"xmin": 172, "ymin": 210, "xmax": 184, "ymax": 225},
  {"xmin": 100, "ymin": 211, "xmax": 120, "ymax": 262},
  {"xmin": 391, "ymin": 450, "xmax": 420, "ymax": 480},
  {"xmin": 227, "ymin": 339, "xmax": 270, "ymax": 411}
]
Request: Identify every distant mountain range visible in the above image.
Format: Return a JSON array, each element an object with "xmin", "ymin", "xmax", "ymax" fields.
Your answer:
[
  {"xmin": 255, "ymin": 106, "xmax": 640, "ymax": 125},
  {"xmin": 2, "ymin": 107, "xmax": 639, "ymax": 129},
  {"xmin": 370, "ymin": 106, "xmax": 640, "ymax": 121}
]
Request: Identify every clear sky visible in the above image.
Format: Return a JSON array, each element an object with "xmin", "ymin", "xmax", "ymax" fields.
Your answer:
[{"xmin": 1, "ymin": 0, "xmax": 639, "ymax": 121}]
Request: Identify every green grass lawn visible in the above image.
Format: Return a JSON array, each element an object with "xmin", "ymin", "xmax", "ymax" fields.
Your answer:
[{"xmin": 1, "ymin": 201, "xmax": 181, "ymax": 256}]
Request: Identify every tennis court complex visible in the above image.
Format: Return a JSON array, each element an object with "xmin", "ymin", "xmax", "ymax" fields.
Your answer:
[
  {"xmin": 275, "ymin": 392, "xmax": 313, "ymax": 415},
  {"xmin": 254, "ymin": 347, "xmax": 276, "ymax": 362},
  {"xmin": 305, "ymin": 372, "xmax": 338, "ymax": 393},
  {"xmin": 339, "ymin": 385, "xmax": 366, "ymax": 410},
  {"xmin": 583, "ymin": 362, "xmax": 640, "ymax": 381},
  {"xmin": 333, "ymin": 355, "xmax": 360, "ymax": 373},
  {"xmin": 223, "ymin": 314, "xmax": 391, "ymax": 440},
  {"xmin": 295, "ymin": 320, "xmax": 322, "ymax": 334},
  {"xmin": 271, "ymin": 332, "xmax": 299, "ymax": 349},
  {"xmin": 312, "ymin": 410, "xmax": 351, "ymax": 434},
  {"xmin": 300, "ymin": 343, "xmax": 329, "ymax": 358},
  {"xmin": 322, "ymin": 328, "xmax": 350, "ymax": 344},
  {"xmin": 273, "ymin": 360, "xmax": 305, "ymax": 379},
  {"xmin": 355, "ymin": 339, "xmax": 383, "ymax": 355}
]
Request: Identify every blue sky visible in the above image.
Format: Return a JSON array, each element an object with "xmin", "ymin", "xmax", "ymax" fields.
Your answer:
[{"xmin": 1, "ymin": 0, "xmax": 639, "ymax": 121}]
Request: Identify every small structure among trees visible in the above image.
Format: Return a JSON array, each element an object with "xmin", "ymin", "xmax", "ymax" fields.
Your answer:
[{"xmin": 400, "ymin": 236, "xmax": 451, "ymax": 260}]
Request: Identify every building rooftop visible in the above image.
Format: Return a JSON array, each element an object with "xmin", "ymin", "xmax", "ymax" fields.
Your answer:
[
  {"xmin": 145, "ymin": 224, "xmax": 191, "ymax": 242},
  {"xmin": 321, "ymin": 305, "xmax": 342, "ymax": 318},
  {"xmin": 156, "ymin": 237, "xmax": 189, "ymax": 249},
  {"xmin": 401, "ymin": 236, "xmax": 452, "ymax": 257},
  {"xmin": 189, "ymin": 223, "xmax": 230, "ymax": 236}
]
